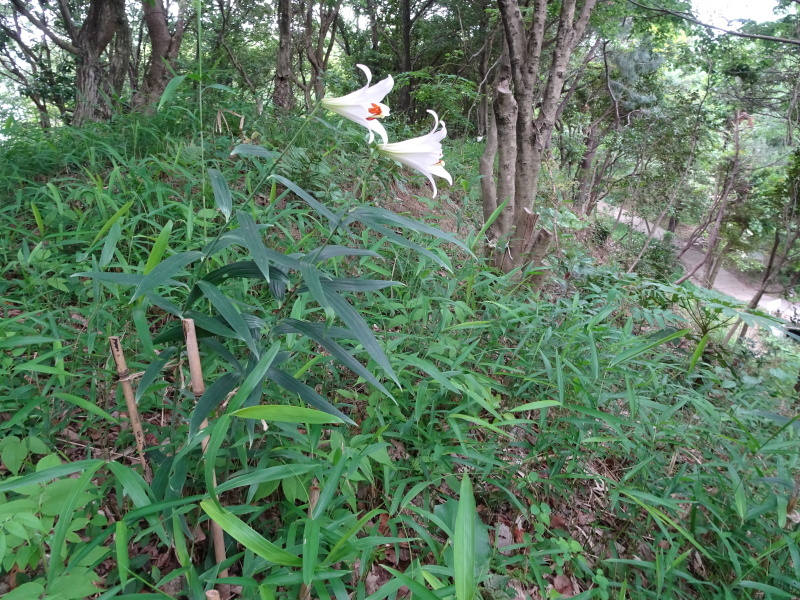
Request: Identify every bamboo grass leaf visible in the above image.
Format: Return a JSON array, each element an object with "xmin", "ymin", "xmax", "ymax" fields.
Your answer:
[
  {"xmin": 454, "ymin": 475, "xmax": 476, "ymax": 600},
  {"xmin": 209, "ymin": 169, "xmax": 233, "ymax": 221},
  {"xmin": 131, "ymin": 251, "xmax": 204, "ymax": 301},
  {"xmin": 266, "ymin": 367, "xmax": 355, "ymax": 425},
  {"xmin": 322, "ymin": 288, "xmax": 398, "ymax": 386},
  {"xmin": 200, "ymin": 499, "xmax": 301, "ymax": 567},
  {"xmin": 196, "ymin": 280, "xmax": 259, "ymax": 356}
]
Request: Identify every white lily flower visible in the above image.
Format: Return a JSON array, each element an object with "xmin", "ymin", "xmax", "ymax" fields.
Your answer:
[
  {"xmin": 377, "ymin": 110, "xmax": 453, "ymax": 198},
  {"xmin": 320, "ymin": 64, "xmax": 393, "ymax": 144}
]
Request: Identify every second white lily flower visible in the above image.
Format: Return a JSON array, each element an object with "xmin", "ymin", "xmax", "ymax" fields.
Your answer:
[
  {"xmin": 320, "ymin": 64, "xmax": 393, "ymax": 144},
  {"xmin": 377, "ymin": 110, "xmax": 452, "ymax": 198}
]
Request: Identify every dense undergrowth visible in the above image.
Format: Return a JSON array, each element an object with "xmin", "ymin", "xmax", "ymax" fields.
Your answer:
[{"xmin": 1, "ymin": 103, "xmax": 799, "ymax": 600}]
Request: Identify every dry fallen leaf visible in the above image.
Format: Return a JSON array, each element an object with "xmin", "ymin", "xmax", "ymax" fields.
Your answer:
[{"xmin": 553, "ymin": 573, "xmax": 575, "ymax": 597}]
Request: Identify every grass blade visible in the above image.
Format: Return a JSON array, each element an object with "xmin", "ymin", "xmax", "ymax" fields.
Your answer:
[{"xmin": 454, "ymin": 475, "xmax": 476, "ymax": 600}]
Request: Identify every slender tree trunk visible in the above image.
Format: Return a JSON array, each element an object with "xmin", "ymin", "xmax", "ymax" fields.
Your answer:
[
  {"xmin": 303, "ymin": 0, "xmax": 341, "ymax": 101},
  {"xmin": 575, "ymin": 125, "xmax": 602, "ymax": 211},
  {"xmin": 396, "ymin": 0, "xmax": 413, "ymax": 115},
  {"xmin": 273, "ymin": 0, "xmax": 295, "ymax": 110},
  {"xmin": 493, "ymin": 0, "xmax": 598, "ymax": 273},
  {"xmin": 706, "ymin": 240, "xmax": 732, "ymax": 287}
]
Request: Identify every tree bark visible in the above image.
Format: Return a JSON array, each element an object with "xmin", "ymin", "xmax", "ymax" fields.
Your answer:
[
  {"xmin": 74, "ymin": 0, "xmax": 130, "ymax": 125},
  {"xmin": 9, "ymin": 0, "xmax": 128, "ymax": 126},
  {"xmin": 273, "ymin": 0, "xmax": 295, "ymax": 110},
  {"xmin": 490, "ymin": 0, "xmax": 598, "ymax": 274},
  {"xmin": 132, "ymin": 0, "xmax": 188, "ymax": 110},
  {"xmin": 396, "ymin": 0, "xmax": 413, "ymax": 115}
]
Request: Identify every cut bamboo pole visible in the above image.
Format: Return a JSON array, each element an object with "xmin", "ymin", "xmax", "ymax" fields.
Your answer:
[
  {"xmin": 183, "ymin": 319, "xmax": 230, "ymax": 599},
  {"xmin": 109, "ymin": 336, "xmax": 152, "ymax": 483}
]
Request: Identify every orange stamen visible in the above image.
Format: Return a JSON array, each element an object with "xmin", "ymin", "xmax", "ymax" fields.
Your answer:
[{"xmin": 366, "ymin": 103, "xmax": 384, "ymax": 120}]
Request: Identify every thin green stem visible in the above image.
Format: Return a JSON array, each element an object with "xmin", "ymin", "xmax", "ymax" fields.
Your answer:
[
  {"xmin": 358, "ymin": 150, "xmax": 376, "ymax": 203},
  {"xmin": 246, "ymin": 100, "xmax": 323, "ymax": 206}
]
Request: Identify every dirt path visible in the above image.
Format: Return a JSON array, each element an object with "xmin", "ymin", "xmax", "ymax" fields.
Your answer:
[{"xmin": 599, "ymin": 203, "xmax": 795, "ymax": 317}]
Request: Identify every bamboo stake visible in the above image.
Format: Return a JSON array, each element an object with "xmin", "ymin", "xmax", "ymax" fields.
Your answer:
[
  {"xmin": 108, "ymin": 336, "xmax": 152, "ymax": 482},
  {"xmin": 183, "ymin": 319, "xmax": 230, "ymax": 599},
  {"xmin": 205, "ymin": 591, "xmax": 221, "ymax": 600}
]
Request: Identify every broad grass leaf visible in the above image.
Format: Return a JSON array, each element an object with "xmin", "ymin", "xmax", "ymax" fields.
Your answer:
[
  {"xmin": 347, "ymin": 206, "xmax": 471, "ymax": 254},
  {"xmin": 131, "ymin": 251, "xmax": 203, "ymax": 301},
  {"xmin": 306, "ymin": 245, "xmax": 381, "ymax": 261},
  {"xmin": 275, "ymin": 318, "xmax": 392, "ymax": 398},
  {"xmin": 322, "ymin": 288, "xmax": 398, "ymax": 386},
  {"xmin": 454, "ymin": 475, "xmax": 476, "ymax": 600},
  {"xmin": 265, "ymin": 367, "xmax": 354, "ymax": 425},
  {"xmin": 197, "ymin": 280, "xmax": 259, "ymax": 356},
  {"xmin": 216, "ymin": 464, "xmax": 318, "ymax": 494},
  {"xmin": 224, "ymin": 343, "xmax": 282, "ymax": 413},
  {"xmin": 270, "ymin": 175, "xmax": 341, "ymax": 230},
  {"xmin": 0, "ymin": 460, "xmax": 102, "ymax": 494},
  {"xmin": 54, "ymin": 393, "xmax": 119, "ymax": 425},
  {"xmin": 237, "ymin": 211, "xmax": 272, "ymax": 282},
  {"xmin": 190, "ymin": 372, "xmax": 242, "ymax": 437},
  {"xmin": 231, "ymin": 144, "xmax": 277, "ymax": 159},
  {"xmin": 608, "ymin": 328, "xmax": 690, "ymax": 368},
  {"xmin": 200, "ymin": 499, "xmax": 301, "ymax": 566},
  {"xmin": 115, "ymin": 521, "xmax": 130, "ymax": 587},
  {"xmin": 47, "ymin": 462, "xmax": 103, "ymax": 580},
  {"xmin": 184, "ymin": 261, "xmax": 289, "ymax": 308},
  {"xmin": 135, "ymin": 346, "xmax": 177, "ymax": 402},
  {"xmin": 232, "ymin": 405, "xmax": 344, "ymax": 424},
  {"xmin": 298, "ymin": 278, "xmax": 402, "ymax": 293},
  {"xmin": 143, "ymin": 220, "xmax": 174, "ymax": 275},
  {"xmin": 91, "ymin": 200, "xmax": 134, "ymax": 246},
  {"xmin": 380, "ymin": 566, "xmax": 440, "ymax": 600},
  {"xmin": 311, "ymin": 454, "xmax": 348, "ymax": 520},
  {"xmin": 738, "ymin": 581, "xmax": 793, "ymax": 597},
  {"xmin": 157, "ymin": 74, "xmax": 188, "ymax": 111},
  {"xmin": 302, "ymin": 517, "xmax": 321, "ymax": 586}
]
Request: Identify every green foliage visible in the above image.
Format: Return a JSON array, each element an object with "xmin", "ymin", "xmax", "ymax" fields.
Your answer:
[{"xmin": 0, "ymin": 89, "xmax": 798, "ymax": 600}]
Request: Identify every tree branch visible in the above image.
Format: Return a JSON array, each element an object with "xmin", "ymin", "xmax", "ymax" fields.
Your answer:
[
  {"xmin": 56, "ymin": 0, "xmax": 79, "ymax": 43},
  {"xmin": 628, "ymin": 0, "xmax": 800, "ymax": 47},
  {"xmin": 10, "ymin": 0, "xmax": 78, "ymax": 54}
]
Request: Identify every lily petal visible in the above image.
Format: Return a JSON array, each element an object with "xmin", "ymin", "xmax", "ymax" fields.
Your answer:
[
  {"xmin": 377, "ymin": 110, "xmax": 452, "ymax": 198},
  {"xmin": 320, "ymin": 64, "xmax": 394, "ymax": 144}
]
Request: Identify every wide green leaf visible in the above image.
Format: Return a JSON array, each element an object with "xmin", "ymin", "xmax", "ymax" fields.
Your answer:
[
  {"xmin": 232, "ymin": 405, "xmax": 344, "ymax": 424},
  {"xmin": 190, "ymin": 371, "xmax": 242, "ymax": 437},
  {"xmin": 237, "ymin": 211, "xmax": 272, "ymax": 283},
  {"xmin": 322, "ymin": 288, "xmax": 398, "ymax": 385},
  {"xmin": 266, "ymin": 367, "xmax": 355, "ymax": 425},
  {"xmin": 200, "ymin": 499, "xmax": 301, "ymax": 566},
  {"xmin": 131, "ymin": 251, "xmax": 204, "ymax": 301},
  {"xmin": 209, "ymin": 169, "xmax": 233, "ymax": 221},
  {"xmin": 197, "ymin": 280, "xmax": 259, "ymax": 356},
  {"xmin": 274, "ymin": 318, "xmax": 392, "ymax": 398},
  {"xmin": 0, "ymin": 460, "xmax": 103, "ymax": 494},
  {"xmin": 454, "ymin": 475, "xmax": 476, "ymax": 600}
]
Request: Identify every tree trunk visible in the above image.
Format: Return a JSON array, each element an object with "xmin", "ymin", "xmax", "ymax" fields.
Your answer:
[
  {"xmin": 574, "ymin": 125, "xmax": 601, "ymax": 212},
  {"xmin": 491, "ymin": 0, "xmax": 598, "ymax": 273},
  {"xmin": 706, "ymin": 240, "xmax": 732, "ymax": 288},
  {"xmin": 396, "ymin": 0, "xmax": 413, "ymax": 115},
  {"xmin": 73, "ymin": 0, "xmax": 128, "ymax": 125},
  {"xmin": 302, "ymin": 0, "xmax": 342, "ymax": 102},
  {"xmin": 273, "ymin": 0, "xmax": 295, "ymax": 110},
  {"xmin": 132, "ymin": 0, "xmax": 188, "ymax": 110}
]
